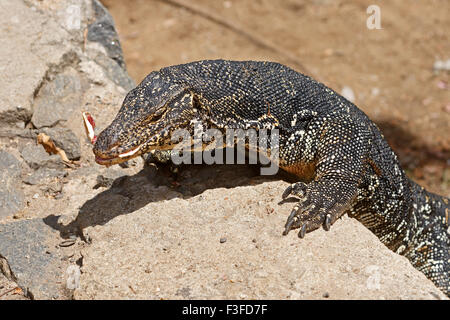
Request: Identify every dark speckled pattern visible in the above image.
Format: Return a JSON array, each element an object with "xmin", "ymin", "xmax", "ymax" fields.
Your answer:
[{"xmin": 94, "ymin": 60, "xmax": 449, "ymax": 296}]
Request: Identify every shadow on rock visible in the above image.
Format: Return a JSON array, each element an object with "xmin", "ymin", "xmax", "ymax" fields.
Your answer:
[{"xmin": 44, "ymin": 162, "xmax": 280, "ymax": 239}]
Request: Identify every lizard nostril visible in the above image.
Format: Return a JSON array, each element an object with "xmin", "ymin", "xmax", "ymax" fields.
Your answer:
[{"xmin": 93, "ymin": 129, "xmax": 121, "ymax": 155}]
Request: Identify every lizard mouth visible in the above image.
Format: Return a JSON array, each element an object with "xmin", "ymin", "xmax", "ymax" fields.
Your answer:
[{"xmin": 95, "ymin": 144, "xmax": 142, "ymax": 166}]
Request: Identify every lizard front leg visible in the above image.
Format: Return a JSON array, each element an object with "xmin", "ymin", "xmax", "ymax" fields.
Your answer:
[{"xmin": 281, "ymin": 116, "xmax": 371, "ymax": 238}]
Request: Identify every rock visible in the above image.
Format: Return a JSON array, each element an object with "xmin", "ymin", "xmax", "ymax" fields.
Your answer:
[
  {"xmin": 74, "ymin": 180, "xmax": 448, "ymax": 300},
  {"xmin": 40, "ymin": 180, "xmax": 63, "ymax": 197},
  {"xmin": 85, "ymin": 1, "xmax": 135, "ymax": 90},
  {"xmin": 20, "ymin": 144, "xmax": 64, "ymax": 170},
  {"xmin": 0, "ymin": 0, "xmax": 136, "ymax": 300},
  {"xmin": 39, "ymin": 127, "xmax": 81, "ymax": 160},
  {"xmin": 91, "ymin": 51, "xmax": 135, "ymax": 91},
  {"xmin": 0, "ymin": 218, "xmax": 69, "ymax": 299},
  {"xmin": 88, "ymin": 0, "xmax": 127, "ymax": 69},
  {"xmin": 0, "ymin": 0, "xmax": 71, "ymax": 127},
  {"xmin": 23, "ymin": 167, "xmax": 67, "ymax": 186},
  {"xmin": 0, "ymin": 151, "xmax": 24, "ymax": 219},
  {"xmin": 31, "ymin": 67, "xmax": 89, "ymax": 129}
]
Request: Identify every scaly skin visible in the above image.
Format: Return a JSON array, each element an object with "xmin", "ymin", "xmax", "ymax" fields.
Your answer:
[{"xmin": 93, "ymin": 60, "xmax": 449, "ymax": 296}]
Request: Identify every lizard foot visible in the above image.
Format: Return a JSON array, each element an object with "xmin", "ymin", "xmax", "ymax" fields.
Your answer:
[{"xmin": 282, "ymin": 182, "xmax": 336, "ymax": 238}]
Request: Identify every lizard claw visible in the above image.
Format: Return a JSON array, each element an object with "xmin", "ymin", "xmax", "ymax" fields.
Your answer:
[
  {"xmin": 282, "ymin": 185, "xmax": 293, "ymax": 199},
  {"xmin": 282, "ymin": 182, "xmax": 307, "ymax": 200},
  {"xmin": 323, "ymin": 214, "xmax": 331, "ymax": 231},
  {"xmin": 283, "ymin": 210, "xmax": 297, "ymax": 235},
  {"xmin": 283, "ymin": 203, "xmax": 302, "ymax": 235},
  {"xmin": 298, "ymin": 224, "xmax": 307, "ymax": 238}
]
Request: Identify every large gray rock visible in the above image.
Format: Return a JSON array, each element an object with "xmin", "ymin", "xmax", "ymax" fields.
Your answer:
[
  {"xmin": 31, "ymin": 67, "xmax": 89, "ymax": 129},
  {"xmin": 0, "ymin": 150, "xmax": 24, "ymax": 219},
  {"xmin": 86, "ymin": 0, "xmax": 135, "ymax": 90},
  {"xmin": 0, "ymin": 0, "xmax": 133, "ymax": 129},
  {"xmin": 23, "ymin": 167, "xmax": 67, "ymax": 186},
  {"xmin": 0, "ymin": 218, "xmax": 71, "ymax": 299},
  {"xmin": 0, "ymin": 0, "xmax": 72, "ymax": 127},
  {"xmin": 20, "ymin": 144, "xmax": 64, "ymax": 170}
]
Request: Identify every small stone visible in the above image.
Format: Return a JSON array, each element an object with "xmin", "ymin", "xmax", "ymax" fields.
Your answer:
[
  {"xmin": 31, "ymin": 68, "xmax": 88, "ymax": 129},
  {"xmin": 220, "ymin": 237, "xmax": 227, "ymax": 243},
  {"xmin": 94, "ymin": 175, "xmax": 114, "ymax": 189},
  {"xmin": 322, "ymin": 292, "xmax": 330, "ymax": 298},
  {"xmin": 20, "ymin": 144, "xmax": 64, "ymax": 170},
  {"xmin": 23, "ymin": 167, "xmax": 66, "ymax": 185},
  {"xmin": 0, "ymin": 151, "xmax": 24, "ymax": 218}
]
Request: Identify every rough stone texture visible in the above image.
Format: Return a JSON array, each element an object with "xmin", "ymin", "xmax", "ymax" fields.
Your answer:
[
  {"xmin": 20, "ymin": 144, "xmax": 64, "ymax": 170},
  {"xmin": 23, "ymin": 167, "xmax": 67, "ymax": 186},
  {"xmin": 0, "ymin": 150, "xmax": 24, "ymax": 219},
  {"xmin": 40, "ymin": 127, "xmax": 81, "ymax": 160},
  {"xmin": 89, "ymin": 0, "xmax": 135, "ymax": 90},
  {"xmin": 91, "ymin": 51, "xmax": 135, "ymax": 91},
  {"xmin": 31, "ymin": 67, "xmax": 89, "ymax": 129},
  {"xmin": 87, "ymin": 0, "xmax": 126, "ymax": 69},
  {"xmin": 0, "ymin": 0, "xmax": 134, "ymax": 300},
  {"xmin": 0, "ymin": 218, "xmax": 71, "ymax": 299},
  {"xmin": 72, "ymin": 177, "xmax": 447, "ymax": 300},
  {"xmin": 0, "ymin": 0, "xmax": 131, "ymax": 129},
  {"xmin": 0, "ymin": 0, "xmax": 73, "ymax": 127}
]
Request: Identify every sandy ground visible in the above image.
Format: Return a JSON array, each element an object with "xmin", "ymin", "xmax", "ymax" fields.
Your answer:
[{"xmin": 101, "ymin": 0, "xmax": 449, "ymax": 196}]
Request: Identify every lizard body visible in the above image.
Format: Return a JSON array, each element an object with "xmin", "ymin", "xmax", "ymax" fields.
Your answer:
[{"xmin": 93, "ymin": 60, "xmax": 449, "ymax": 295}]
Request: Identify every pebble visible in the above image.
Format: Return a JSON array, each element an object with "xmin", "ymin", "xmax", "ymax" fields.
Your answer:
[{"xmin": 220, "ymin": 237, "xmax": 227, "ymax": 243}]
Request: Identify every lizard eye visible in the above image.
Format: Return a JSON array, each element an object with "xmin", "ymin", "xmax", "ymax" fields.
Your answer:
[
  {"xmin": 145, "ymin": 107, "xmax": 167, "ymax": 124},
  {"xmin": 150, "ymin": 111, "xmax": 164, "ymax": 122}
]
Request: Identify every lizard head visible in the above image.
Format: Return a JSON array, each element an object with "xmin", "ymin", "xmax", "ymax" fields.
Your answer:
[{"xmin": 93, "ymin": 72, "xmax": 198, "ymax": 166}]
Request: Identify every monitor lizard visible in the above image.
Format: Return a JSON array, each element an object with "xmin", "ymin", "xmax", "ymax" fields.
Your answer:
[{"xmin": 92, "ymin": 60, "xmax": 449, "ymax": 296}]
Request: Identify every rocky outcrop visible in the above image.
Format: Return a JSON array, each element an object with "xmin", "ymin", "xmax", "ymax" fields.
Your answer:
[{"xmin": 0, "ymin": 0, "xmax": 134, "ymax": 299}]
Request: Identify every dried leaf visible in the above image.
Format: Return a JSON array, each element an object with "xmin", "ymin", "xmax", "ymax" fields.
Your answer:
[{"xmin": 37, "ymin": 133, "xmax": 72, "ymax": 164}]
